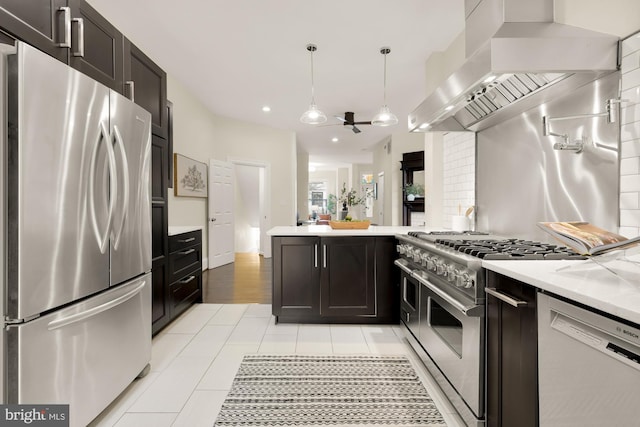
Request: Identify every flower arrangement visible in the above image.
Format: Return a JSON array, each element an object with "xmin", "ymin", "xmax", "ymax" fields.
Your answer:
[{"xmin": 338, "ymin": 183, "xmax": 367, "ymax": 209}]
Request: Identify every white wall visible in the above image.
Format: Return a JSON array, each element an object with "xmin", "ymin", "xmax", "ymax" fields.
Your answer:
[
  {"xmin": 372, "ymin": 138, "xmax": 393, "ymax": 225},
  {"xmin": 555, "ymin": 0, "xmax": 640, "ymax": 38},
  {"xmin": 424, "ymin": 133, "xmax": 444, "ymax": 228},
  {"xmin": 167, "ymin": 74, "xmax": 296, "ymax": 262},
  {"xmin": 442, "ymin": 132, "xmax": 476, "ymax": 230},
  {"xmin": 620, "ymin": 33, "xmax": 640, "ymax": 238},
  {"xmin": 296, "ymin": 150, "xmax": 309, "ymax": 221}
]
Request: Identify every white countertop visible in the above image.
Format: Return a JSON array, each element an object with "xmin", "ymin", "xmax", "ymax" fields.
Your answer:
[
  {"xmin": 483, "ymin": 255, "xmax": 640, "ymax": 325},
  {"xmin": 268, "ymin": 225, "xmax": 429, "ymax": 236},
  {"xmin": 168, "ymin": 226, "xmax": 204, "ymax": 236}
]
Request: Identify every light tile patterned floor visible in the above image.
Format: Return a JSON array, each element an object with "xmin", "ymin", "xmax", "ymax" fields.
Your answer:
[{"xmin": 89, "ymin": 303, "xmax": 465, "ymax": 427}]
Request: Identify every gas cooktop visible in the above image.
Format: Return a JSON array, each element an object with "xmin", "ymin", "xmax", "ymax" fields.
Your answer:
[
  {"xmin": 436, "ymin": 238, "xmax": 585, "ymax": 260},
  {"xmin": 401, "ymin": 231, "xmax": 585, "ymax": 260}
]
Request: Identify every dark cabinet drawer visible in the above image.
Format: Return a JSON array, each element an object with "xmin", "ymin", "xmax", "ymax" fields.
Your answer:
[
  {"xmin": 169, "ymin": 244, "xmax": 202, "ymax": 283},
  {"xmin": 170, "ymin": 269, "xmax": 202, "ymax": 317},
  {"xmin": 169, "ymin": 230, "xmax": 202, "ymax": 253},
  {"xmin": 167, "ymin": 229, "xmax": 202, "ymax": 322}
]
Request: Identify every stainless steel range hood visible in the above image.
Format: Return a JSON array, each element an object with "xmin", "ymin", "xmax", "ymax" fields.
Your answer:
[{"xmin": 408, "ymin": 0, "xmax": 619, "ymax": 132}]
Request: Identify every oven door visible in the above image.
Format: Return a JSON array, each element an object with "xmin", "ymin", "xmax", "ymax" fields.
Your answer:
[
  {"xmin": 395, "ymin": 259, "xmax": 420, "ymax": 339},
  {"xmin": 414, "ymin": 270, "xmax": 485, "ymax": 418}
]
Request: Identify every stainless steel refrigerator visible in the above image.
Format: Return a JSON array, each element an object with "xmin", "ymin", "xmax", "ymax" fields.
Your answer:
[{"xmin": 1, "ymin": 41, "xmax": 152, "ymax": 426}]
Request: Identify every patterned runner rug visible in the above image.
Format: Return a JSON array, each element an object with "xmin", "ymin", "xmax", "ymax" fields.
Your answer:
[{"xmin": 214, "ymin": 354, "xmax": 447, "ymax": 426}]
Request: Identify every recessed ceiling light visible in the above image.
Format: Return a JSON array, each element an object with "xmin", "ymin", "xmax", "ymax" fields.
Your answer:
[
  {"xmin": 262, "ymin": 106, "xmax": 271, "ymax": 112},
  {"xmin": 331, "ymin": 137, "xmax": 339, "ymax": 143}
]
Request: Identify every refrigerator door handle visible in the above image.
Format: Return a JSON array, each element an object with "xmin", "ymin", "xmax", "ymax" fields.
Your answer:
[
  {"xmin": 47, "ymin": 280, "xmax": 146, "ymax": 331},
  {"xmin": 89, "ymin": 121, "xmax": 118, "ymax": 254},
  {"xmin": 111, "ymin": 125, "xmax": 130, "ymax": 250}
]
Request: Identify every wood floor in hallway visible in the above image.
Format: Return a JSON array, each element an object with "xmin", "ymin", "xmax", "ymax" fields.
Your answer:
[{"xmin": 202, "ymin": 253, "xmax": 271, "ymax": 304}]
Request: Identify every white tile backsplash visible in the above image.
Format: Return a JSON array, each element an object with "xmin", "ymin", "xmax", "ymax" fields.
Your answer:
[
  {"xmin": 620, "ymin": 34, "xmax": 640, "ymax": 237},
  {"xmin": 442, "ymin": 132, "xmax": 475, "ymax": 229}
]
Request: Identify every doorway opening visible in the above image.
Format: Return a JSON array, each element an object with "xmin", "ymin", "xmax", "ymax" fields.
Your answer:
[
  {"xmin": 204, "ymin": 159, "xmax": 271, "ymax": 303},
  {"xmin": 230, "ymin": 159, "xmax": 270, "ymax": 257}
]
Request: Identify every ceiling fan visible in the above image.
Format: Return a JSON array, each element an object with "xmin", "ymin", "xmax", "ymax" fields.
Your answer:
[{"xmin": 333, "ymin": 111, "xmax": 372, "ymax": 134}]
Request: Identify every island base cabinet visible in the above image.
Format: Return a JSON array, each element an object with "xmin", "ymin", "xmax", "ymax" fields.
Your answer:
[
  {"xmin": 272, "ymin": 236, "xmax": 320, "ymax": 319},
  {"xmin": 486, "ymin": 271, "xmax": 538, "ymax": 427},
  {"xmin": 272, "ymin": 236, "xmax": 398, "ymax": 323},
  {"xmin": 320, "ymin": 237, "xmax": 375, "ymax": 317}
]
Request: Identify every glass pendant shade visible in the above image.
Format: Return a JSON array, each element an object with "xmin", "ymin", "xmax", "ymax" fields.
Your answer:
[
  {"xmin": 371, "ymin": 105, "xmax": 398, "ymax": 126},
  {"xmin": 300, "ymin": 43, "xmax": 326, "ymax": 125},
  {"xmin": 372, "ymin": 47, "xmax": 398, "ymax": 127},
  {"xmin": 300, "ymin": 103, "xmax": 327, "ymax": 124}
]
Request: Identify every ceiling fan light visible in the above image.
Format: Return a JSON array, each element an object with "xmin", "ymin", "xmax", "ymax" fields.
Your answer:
[
  {"xmin": 371, "ymin": 105, "xmax": 398, "ymax": 126},
  {"xmin": 300, "ymin": 103, "xmax": 327, "ymax": 124}
]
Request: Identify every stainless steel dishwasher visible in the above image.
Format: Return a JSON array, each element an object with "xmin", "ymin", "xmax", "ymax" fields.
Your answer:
[{"xmin": 538, "ymin": 292, "xmax": 640, "ymax": 426}]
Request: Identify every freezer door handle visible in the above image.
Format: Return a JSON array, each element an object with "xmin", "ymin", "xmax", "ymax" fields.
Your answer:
[
  {"xmin": 89, "ymin": 121, "xmax": 118, "ymax": 253},
  {"xmin": 111, "ymin": 125, "xmax": 130, "ymax": 250},
  {"xmin": 47, "ymin": 280, "xmax": 146, "ymax": 331}
]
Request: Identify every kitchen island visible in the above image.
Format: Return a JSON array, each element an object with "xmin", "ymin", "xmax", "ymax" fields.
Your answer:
[{"xmin": 268, "ymin": 225, "xmax": 423, "ymax": 323}]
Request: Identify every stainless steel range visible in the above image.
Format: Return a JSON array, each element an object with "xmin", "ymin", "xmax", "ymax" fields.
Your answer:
[{"xmin": 395, "ymin": 231, "xmax": 583, "ymax": 427}]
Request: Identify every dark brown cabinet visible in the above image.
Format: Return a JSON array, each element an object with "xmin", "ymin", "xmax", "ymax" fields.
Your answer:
[
  {"xmin": 151, "ymin": 134, "xmax": 170, "ymax": 335},
  {"xmin": 272, "ymin": 236, "xmax": 320, "ymax": 319},
  {"xmin": 486, "ymin": 271, "xmax": 538, "ymax": 427},
  {"xmin": 0, "ymin": 0, "xmax": 124, "ymax": 91},
  {"xmin": 400, "ymin": 151, "xmax": 424, "ymax": 226},
  {"xmin": 124, "ymin": 39, "xmax": 167, "ymax": 138},
  {"xmin": 272, "ymin": 236, "xmax": 398, "ymax": 323},
  {"xmin": 321, "ymin": 237, "xmax": 375, "ymax": 317},
  {"xmin": 168, "ymin": 230, "xmax": 202, "ymax": 318},
  {"xmin": 68, "ymin": 0, "xmax": 123, "ymax": 92},
  {"xmin": 0, "ymin": 0, "xmax": 68, "ymax": 62}
]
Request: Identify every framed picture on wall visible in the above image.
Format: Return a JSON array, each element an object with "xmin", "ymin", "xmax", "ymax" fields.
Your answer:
[{"xmin": 174, "ymin": 153, "xmax": 208, "ymax": 198}]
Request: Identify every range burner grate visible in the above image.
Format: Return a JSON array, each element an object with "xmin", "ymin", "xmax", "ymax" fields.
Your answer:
[
  {"xmin": 408, "ymin": 230, "xmax": 489, "ymax": 238},
  {"xmin": 436, "ymin": 238, "xmax": 585, "ymax": 260}
]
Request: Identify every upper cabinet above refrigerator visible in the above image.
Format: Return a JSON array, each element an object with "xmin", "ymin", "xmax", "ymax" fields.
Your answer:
[
  {"xmin": 0, "ymin": 0, "xmax": 69, "ymax": 62},
  {"xmin": 0, "ymin": 0, "xmax": 124, "ymax": 93}
]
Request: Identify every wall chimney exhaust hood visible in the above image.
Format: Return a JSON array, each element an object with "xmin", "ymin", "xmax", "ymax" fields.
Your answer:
[{"xmin": 408, "ymin": 0, "xmax": 619, "ymax": 133}]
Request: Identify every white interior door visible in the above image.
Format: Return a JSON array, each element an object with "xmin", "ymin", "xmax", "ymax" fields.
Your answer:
[
  {"xmin": 377, "ymin": 172, "xmax": 385, "ymax": 226},
  {"xmin": 208, "ymin": 159, "xmax": 234, "ymax": 268}
]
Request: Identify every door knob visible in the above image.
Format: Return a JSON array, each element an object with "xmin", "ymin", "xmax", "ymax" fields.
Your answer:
[{"xmin": 210, "ymin": 218, "xmax": 216, "ymax": 222}]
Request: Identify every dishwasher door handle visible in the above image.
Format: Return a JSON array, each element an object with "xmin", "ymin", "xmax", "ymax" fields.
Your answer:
[{"xmin": 485, "ymin": 287, "xmax": 528, "ymax": 308}]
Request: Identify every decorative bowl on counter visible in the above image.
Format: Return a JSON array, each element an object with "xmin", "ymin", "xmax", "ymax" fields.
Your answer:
[{"xmin": 329, "ymin": 220, "xmax": 371, "ymax": 229}]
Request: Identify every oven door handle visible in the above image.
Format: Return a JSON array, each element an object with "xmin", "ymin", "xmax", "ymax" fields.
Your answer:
[
  {"xmin": 394, "ymin": 259, "xmax": 415, "ymax": 275},
  {"xmin": 413, "ymin": 272, "xmax": 484, "ymax": 317}
]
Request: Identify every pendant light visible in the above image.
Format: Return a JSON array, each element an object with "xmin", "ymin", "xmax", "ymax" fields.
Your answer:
[
  {"xmin": 371, "ymin": 47, "xmax": 398, "ymax": 127},
  {"xmin": 300, "ymin": 43, "xmax": 327, "ymax": 124}
]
